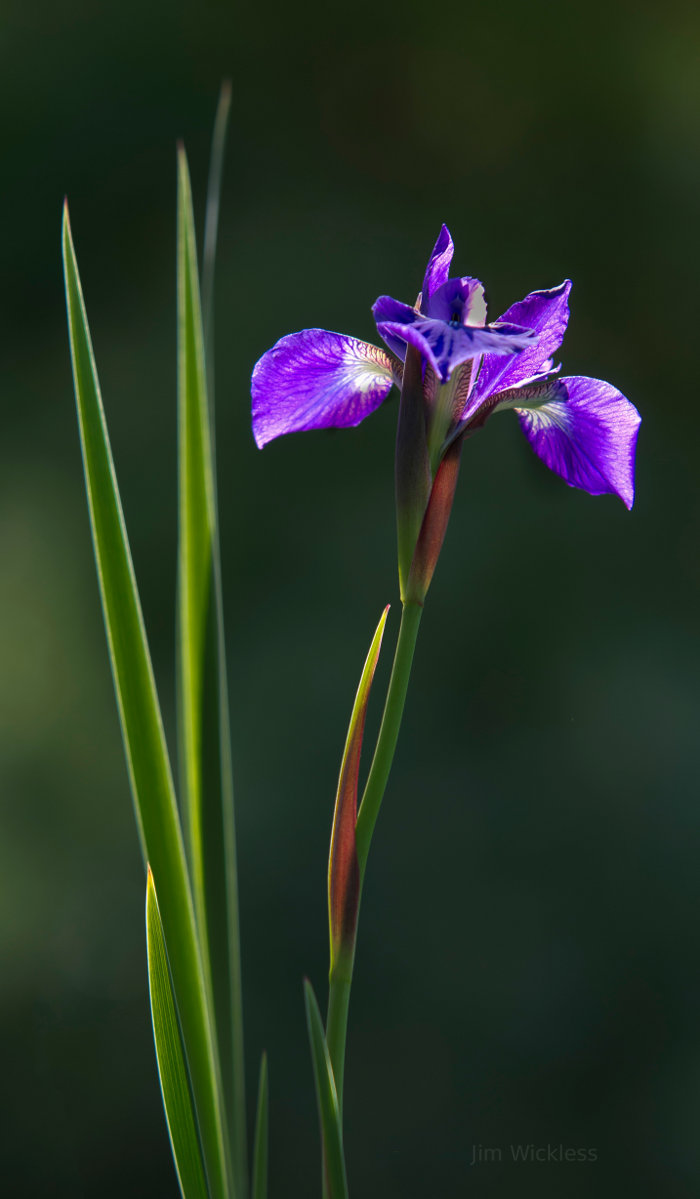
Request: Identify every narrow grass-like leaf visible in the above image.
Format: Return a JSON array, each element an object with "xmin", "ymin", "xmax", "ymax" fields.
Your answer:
[
  {"xmin": 63, "ymin": 205, "xmax": 230, "ymax": 1199},
  {"xmin": 202, "ymin": 79, "xmax": 232, "ymax": 396},
  {"xmin": 251, "ymin": 1054, "xmax": 269, "ymax": 1199},
  {"xmin": 177, "ymin": 147, "xmax": 247, "ymax": 1193},
  {"xmin": 147, "ymin": 868, "xmax": 211, "ymax": 1199},
  {"xmin": 177, "ymin": 139, "xmax": 215, "ymax": 960},
  {"xmin": 304, "ymin": 981, "xmax": 349, "ymax": 1199},
  {"xmin": 200, "ymin": 94, "xmax": 246, "ymax": 1176}
]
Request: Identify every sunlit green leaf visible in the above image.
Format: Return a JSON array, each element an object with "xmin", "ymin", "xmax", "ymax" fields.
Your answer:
[
  {"xmin": 202, "ymin": 79, "xmax": 232, "ymax": 394},
  {"xmin": 147, "ymin": 868, "xmax": 210, "ymax": 1199},
  {"xmin": 177, "ymin": 139, "xmax": 216, "ymax": 946},
  {"xmin": 63, "ymin": 204, "xmax": 230, "ymax": 1199},
  {"xmin": 177, "ymin": 139, "xmax": 247, "ymax": 1194}
]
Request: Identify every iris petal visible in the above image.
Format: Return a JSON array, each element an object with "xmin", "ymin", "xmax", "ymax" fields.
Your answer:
[
  {"xmin": 470, "ymin": 281, "xmax": 572, "ymax": 409},
  {"xmin": 251, "ymin": 329, "xmax": 396, "ymax": 448},
  {"xmin": 373, "ymin": 295, "xmax": 536, "ymax": 383},
  {"xmin": 422, "ymin": 224, "xmax": 455, "ymax": 303},
  {"xmin": 426, "ymin": 277, "xmax": 487, "ymax": 326},
  {"xmin": 515, "ymin": 376, "xmax": 641, "ymax": 509}
]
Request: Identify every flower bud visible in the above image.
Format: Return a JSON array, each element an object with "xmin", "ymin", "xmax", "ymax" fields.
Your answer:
[{"xmin": 328, "ymin": 607, "xmax": 389, "ymax": 976}]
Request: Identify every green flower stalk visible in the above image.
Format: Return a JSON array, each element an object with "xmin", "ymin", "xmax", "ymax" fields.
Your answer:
[{"xmin": 252, "ymin": 223, "xmax": 641, "ymax": 1193}]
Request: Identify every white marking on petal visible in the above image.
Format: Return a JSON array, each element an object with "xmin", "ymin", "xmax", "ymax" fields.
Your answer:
[{"xmin": 251, "ymin": 329, "xmax": 395, "ymax": 448}]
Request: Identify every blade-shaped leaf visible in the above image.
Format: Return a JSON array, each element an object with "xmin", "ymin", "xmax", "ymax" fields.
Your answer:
[
  {"xmin": 63, "ymin": 204, "xmax": 230, "ymax": 1199},
  {"xmin": 328, "ymin": 606, "xmax": 389, "ymax": 977},
  {"xmin": 202, "ymin": 79, "xmax": 232, "ymax": 395},
  {"xmin": 177, "ymin": 145, "xmax": 247, "ymax": 1193},
  {"xmin": 147, "ymin": 868, "xmax": 210, "ymax": 1199},
  {"xmin": 251, "ymin": 1053, "xmax": 269, "ymax": 1199},
  {"xmin": 177, "ymin": 138, "xmax": 216, "ymax": 955},
  {"xmin": 304, "ymin": 980, "xmax": 349, "ymax": 1199}
]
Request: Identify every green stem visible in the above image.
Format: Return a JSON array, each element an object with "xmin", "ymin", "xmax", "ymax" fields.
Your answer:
[
  {"xmin": 326, "ymin": 599, "xmax": 423, "ymax": 1116},
  {"xmin": 355, "ymin": 600, "xmax": 423, "ymax": 877},
  {"xmin": 325, "ymin": 968, "xmax": 352, "ymax": 1116}
]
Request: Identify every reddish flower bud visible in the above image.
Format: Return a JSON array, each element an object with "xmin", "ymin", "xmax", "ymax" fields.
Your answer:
[
  {"xmin": 405, "ymin": 439, "xmax": 463, "ymax": 604},
  {"xmin": 328, "ymin": 607, "xmax": 389, "ymax": 976}
]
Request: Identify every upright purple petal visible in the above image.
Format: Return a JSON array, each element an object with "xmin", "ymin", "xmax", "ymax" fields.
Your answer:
[
  {"xmin": 251, "ymin": 329, "xmax": 395, "ymax": 448},
  {"xmin": 426, "ymin": 276, "xmax": 487, "ymax": 327},
  {"xmin": 515, "ymin": 376, "xmax": 641, "ymax": 508},
  {"xmin": 471, "ymin": 282, "xmax": 572, "ymax": 407},
  {"xmin": 421, "ymin": 225, "xmax": 455, "ymax": 304},
  {"xmin": 373, "ymin": 294, "xmax": 536, "ymax": 383}
]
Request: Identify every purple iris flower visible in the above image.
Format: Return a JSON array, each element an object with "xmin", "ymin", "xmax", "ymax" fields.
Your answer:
[{"xmin": 251, "ymin": 225, "xmax": 640, "ymax": 509}]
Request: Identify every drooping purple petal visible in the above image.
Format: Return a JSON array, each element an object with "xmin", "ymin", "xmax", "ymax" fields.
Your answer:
[
  {"xmin": 251, "ymin": 329, "xmax": 396, "ymax": 448},
  {"xmin": 509, "ymin": 358, "xmax": 560, "ymax": 389},
  {"xmin": 514, "ymin": 375, "xmax": 641, "ymax": 508},
  {"xmin": 371, "ymin": 296, "xmax": 414, "ymax": 362},
  {"xmin": 373, "ymin": 294, "xmax": 536, "ymax": 383},
  {"xmin": 470, "ymin": 281, "xmax": 572, "ymax": 409},
  {"xmin": 421, "ymin": 224, "xmax": 455, "ymax": 304}
]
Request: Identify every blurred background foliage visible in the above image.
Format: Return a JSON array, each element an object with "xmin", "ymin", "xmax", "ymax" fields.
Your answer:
[{"xmin": 1, "ymin": 0, "xmax": 699, "ymax": 1195}]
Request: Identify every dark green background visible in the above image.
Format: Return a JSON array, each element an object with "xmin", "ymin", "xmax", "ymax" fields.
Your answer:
[{"xmin": 2, "ymin": 0, "xmax": 698, "ymax": 1195}]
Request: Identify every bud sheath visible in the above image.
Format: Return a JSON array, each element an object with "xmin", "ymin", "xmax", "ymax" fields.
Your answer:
[
  {"xmin": 328, "ymin": 606, "xmax": 390, "ymax": 976},
  {"xmin": 395, "ymin": 345, "xmax": 431, "ymax": 600},
  {"xmin": 405, "ymin": 438, "xmax": 463, "ymax": 604}
]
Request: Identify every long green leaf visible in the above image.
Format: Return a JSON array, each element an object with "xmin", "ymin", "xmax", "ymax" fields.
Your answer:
[
  {"xmin": 201, "ymin": 99, "xmax": 245, "ymax": 1156},
  {"xmin": 62, "ymin": 204, "xmax": 230, "ymax": 1199},
  {"xmin": 177, "ymin": 138, "xmax": 215, "ymax": 952},
  {"xmin": 202, "ymin": 79, "xmax": 232, "ymax": 395},
  {"xmin": 251, "ymin": 1054, "xmax": 269, "ymax": 1199},
  {"xmin": 147, "ymin": 868, "xmax": 210, "ymax": 1199},
  {"xmin": 304, "ymin": 981, "xmax": 349, "ymax": 1199},
  {"xmin": 176, "ymin": 146, "xmax": 247, "ymax": 1192}
]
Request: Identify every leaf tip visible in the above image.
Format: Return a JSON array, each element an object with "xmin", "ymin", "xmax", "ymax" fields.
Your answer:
[
  {"xmin": 146, "ymin": 865, "xmax": 159, "ymax": 912},
  {"xmin": 61, "ymin": 199, "xmax": 73, "ymax": 260}
]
